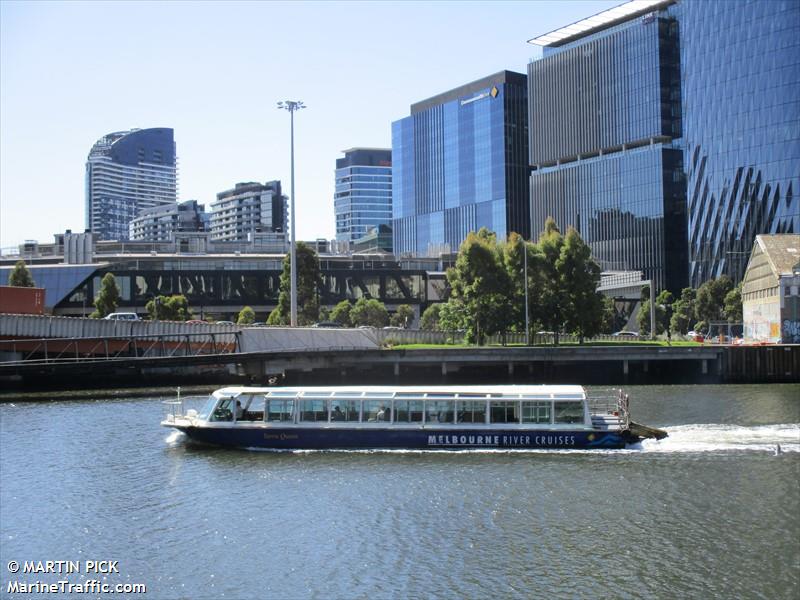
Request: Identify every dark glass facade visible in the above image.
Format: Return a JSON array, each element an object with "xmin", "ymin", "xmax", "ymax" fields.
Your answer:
[
  {"xmin": 334, "ymin": 149, "xmax": 393, "ymax": 246},
  {"xmin": 392, "ymin": 71, "xmax": 529, "ymax": 256},
  {"xmin": 678, "ymin": 0, "xmax": 800, "ymax": 285},
  {"xmin": 529, "ymin": 14, "xmax": 685, "ymax": 291},
  {"xmin": 529, "ymin": 0, "xmax": 799, "ymax": 290}
]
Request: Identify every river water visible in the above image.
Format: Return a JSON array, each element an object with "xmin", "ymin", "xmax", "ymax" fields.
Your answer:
[{"xmin": 1, "ymin": 384, "xmax": 798, "ymax": 599}]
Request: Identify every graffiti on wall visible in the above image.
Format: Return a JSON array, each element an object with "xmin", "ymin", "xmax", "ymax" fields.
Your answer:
[{"xmin": 784, "ymin": 320, "xmax": 800, "ymax": 344}]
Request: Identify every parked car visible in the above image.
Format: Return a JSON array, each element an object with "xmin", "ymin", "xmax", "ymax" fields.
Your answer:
[
  {"xmin": 104, "ymin": 312, "xmax": 140, "ymax": 321},
  {"xmin": 185, "ymin": 320, "xmax": 207, "ymax": 325},
  {"xmin": 312, "ymin": 321, "xmax": 343, "ymax": 328},
  {"xmin": 216, "ymin": 321, "xmax": 236, "ymax": 326},
  {"xmin": 612, "ymin": 331, "xmax": 638, "ymax": 337}
]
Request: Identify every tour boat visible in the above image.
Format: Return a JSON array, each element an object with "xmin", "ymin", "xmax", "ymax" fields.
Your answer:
[{"xmin": 162, "ymin": 385, "xmax": 666, "ymax": 450}]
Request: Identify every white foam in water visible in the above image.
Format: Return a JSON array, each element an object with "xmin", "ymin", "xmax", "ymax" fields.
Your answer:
[
  {"xmin": 164, "ymin": 430, "xmax": 185, "ymax": 445},
  {"xmin": 639, "ymin": 423, "xmax": 800, "ymax": 454}
]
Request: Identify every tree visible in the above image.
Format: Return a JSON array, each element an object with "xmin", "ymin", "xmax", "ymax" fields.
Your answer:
[
  {"xmin": 390, "ymin": 304, "xmax": 415, "ymax": 328},
  {"xmin": 446, "ymin": 228, "xmax": 512, "ymax": 344},
  {"xmin": 237, "ymin": 306, "xmax": 255, "ymax": 325},
  {"xmin": 330, "ymin": 300, "xmax": 353, "ymax": 327},
  {"xmin": 146, "ymin": 294, "xmax": 192, "ymax": 321},
  {"xmin": 670, "ymin": 287, "xmax": 697, "ymax": 334},
  {"xmin": 420, "ymin": 304, "xmax": 442, "ymax": 331},
  {"xmin": 90, "ymin": 273, "xmax": 120, "ymax": 318},
  {"xmin": 601, "ymin": 296, "xmax": 616, "ymax": 334},
  {"xmin": 350, "ymin": 298, "xmax": 389, "ymax": 327},
  {"xmin": 438, "ymin": 300, "xmax": 468, "ymax": 333},
  {"xmin": 696, "ymin": 275, "xmax": 733, "ymax": 325},
  {"xmin": 558, "ymin": 227, "xmax": 604, "ymax": 343},
  {"xmin": 268, "ymin": 241, "xmax": 322, "ymax": 326},
  {"xmin": 724, "ymin": 282, "xmax": 743, "ymax": 323},
  {"xmin": 8, "ymin": 260, "xmax": 35, "ymax": 287},
  {"xmin": 536, "ymin": 218, "xmax": 567, "ymax": 344}
]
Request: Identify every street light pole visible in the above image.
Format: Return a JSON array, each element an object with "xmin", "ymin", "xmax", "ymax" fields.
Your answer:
[
  {"xmin": 277, "ymin": 100, "xmax": 306, "ymax": 327},
  {"xmin": 523, "ymin": 241, "xmax": 530, "ymax": 346}
]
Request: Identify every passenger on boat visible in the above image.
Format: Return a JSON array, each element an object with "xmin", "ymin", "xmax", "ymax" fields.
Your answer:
[
  {"xmin": 235, "ymin": 401, "xmax": 244, "ymax": 420},
  {"xmin": 376, "ymin": 406, "xmax": 387, "ymax": 421},
  {"xmin": 332, "ymin": 405, "xmax": 344, "ymax": 421}
]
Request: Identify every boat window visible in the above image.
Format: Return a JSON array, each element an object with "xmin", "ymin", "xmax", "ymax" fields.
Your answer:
[
  {"xmin": 425, "ymin": 400, "xmax": 454, "ymax": 424},
  {"xmin": 457, "ymin": 400, "xmax": 487, "ymax": 423},
  {"xmin": 490, "ymin": 401, "xmax": 519, "ymax": 424},
  {"xmin": 197, "ymin": 395, "xmax": 217, "ymax": 420},
  {"xmin": 363, "ymin": 400, "xmax": 390, "ymax": 422},
  {"xmin": 395, "ymin": 392, "xmax": 424, "ymax": 399},
  {"xmin": 300, "ymin": 400, "xmax": 328, "ymax": 422},
  {"xmin": 394, "ymin": 400, "xmax": 423, "ymax": 422},
  {"xmin": 302, "ymin": 393, "xmax": 332, "ymax": 400},
  {"xmin": 521, "ymin": 401, "xmax": 551, "ymax": 424},
  {"xmin": 426, "ymin": 393, "xmax": 455, "ymax": 399},
  {"xmin": 457, "ymin": 393, "xmax": 488, "ymax": 399},
  {"xmin": 367, "ymin": 392, "xmax": 394, "ymax": 398},
  {"xmin": 332, "ymin": 391, "xmax": 363, "ymax": 397},
  {"xmin": 554, "ymin": 402, "xmax": 584, "ymax": 424},
  {"xmin": 266, "ymin": 398, "xmax": 293, "ymax": 422},
  {"xmin": 267, "ymin": 391, "xmax": 298, "ymax": 398},
  {"xmin": 236, "ymin": 395, "xmax": 265, "ymax": 422},
  {"xmin": 331, "ymin": 399, "xmax": 359, "ymax": 422},
  {"xmin": 554, "ymin": 394, "xmax": 585, "ymax": 400},
  {"xmin": 210, "ymin": 398, "xmax": 234, "ymax": 422}
]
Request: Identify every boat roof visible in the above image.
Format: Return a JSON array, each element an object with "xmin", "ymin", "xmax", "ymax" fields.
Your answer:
[{"xmin": 214, "ymin": 385, "xmax": 586, "ymax": 397}]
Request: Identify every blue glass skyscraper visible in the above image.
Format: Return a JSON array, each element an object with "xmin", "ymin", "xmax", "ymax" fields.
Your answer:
[
  {"xmin": 334, "ymin": 148, "xmax": 392, "ymax": 247},
  {"xmin": 85, "ymin": 128, "xmax": 177, "ymax": 241},
  {"xmin": 391, "ymin": 71, "xmax": 529, "ymax": 256},
  {"xmin": 527, "ymin": 0, "xmax": 799, "ymax": 290}
]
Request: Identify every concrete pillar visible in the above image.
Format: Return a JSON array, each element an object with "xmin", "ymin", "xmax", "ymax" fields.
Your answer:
[
  {"xmin": 623, "ymin": 359, "xmax": 629, "ymax": 374},
  {"xmin": 508, "ymin": 362, "xmax": 514, "ymax": 375},
  {"xmin": 394, "ymin": 362, "xmax": 400, "ymax": 376},
  {"xmin": 441, "ymin": 362, "xmax": 447, "ymax": 375},
  {"xmin": 643, "ymin": 361, "xmax": 649, "ymax": 373},
  {"xmin": 702, "ymin": 359, "xmax": 708, "ymax": 375}
]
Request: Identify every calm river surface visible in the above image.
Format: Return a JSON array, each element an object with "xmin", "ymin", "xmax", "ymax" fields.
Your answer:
[{"xmin": 1, "ymin": 384, "xmax": 799, "ymax": 600}]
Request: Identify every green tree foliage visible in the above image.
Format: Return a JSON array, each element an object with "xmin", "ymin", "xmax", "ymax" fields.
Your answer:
[
  {"xmin": 8, "ymin": 260, "xmax": 35, "ymax": 287},
  {"xmin": 502, "ymin": 232, "xmax": 542, "ymax": 339},
  {"xmin": 696, "ymin": 275, "xmax": 733, "ymax": 325},
  {"xmin": 438, "ymin": 301, "xmax": 468, "ymax": 333},
  {"xmin": 601, "ymin": 296, "xmax": 616, "ymax": 334},
  {"xmin": 536, "ymin": 218, "xmax": 567, "ymax": 344},
  {"xmin": 724, "ymin": 282, "xmax": 743, "ymax": 323},
  {"xmin": 268, "ymin": 242, "xmax": 322, "ymax": 326},
  {"xmin": 420, "ymin": 304, "xmax": 442, "ymax": 331},
  {"xmin": 330, "ymin": 300, "xmax": 353, "ymax": 327},
  {"xmin": 446, "ymin": 228, "xmax": 512, "ymax": 345},
  {"xmin": 637, "ymin": 290, "xmax": 673, "ymax": 336},
  {"xmin": 390, "ymin": 304, "xmax": 415, "ymax": 328},
  {"xmin": 670, "ymin": 287, "xmax": 697, "ymax": 334},
  {"xmin": 558, "ymin": 227, "xmax": 604, "ymax": 342},
  {"xmin": 237, "ymin": 306, "xmax": 255, "ymax": 325},
  {"xmin": 350, "ymin": 298, "xmax": 389, "ymax": 327},
  {"xmin": 90, "ymin": 273, "xmax": 120, "ymax": 318},
  {"xmin": 146, "ymin": 294, "xmax": 192, "ymax": 321}
]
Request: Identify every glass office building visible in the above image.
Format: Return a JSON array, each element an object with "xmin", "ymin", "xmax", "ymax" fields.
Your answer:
[
  {"xmin": 528, "ymin": 0, "xmax": 799, "ymax": 290},
  {"xmin": 678, "ymin": 0, "xmax": 800, "ymax": 285},
  {"xmin": 392, "ymin": 71, "xmax": 529, "ymax": 256},
  {"xmin": 334, "ymin": 148, "xmax": 392, "ymax": 247},
  {"xmin": 528, "ymin": 4, "xmax": 686, "ymax": 291},
  {"xmin": 85, "ymin": 128, "xmax": 177, "ymax": 241}
]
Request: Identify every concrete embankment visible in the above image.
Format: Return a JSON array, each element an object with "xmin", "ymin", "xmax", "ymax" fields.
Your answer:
[{"xmin": 2, "ymin": 343, "xmax": 797, "ymax": 393}]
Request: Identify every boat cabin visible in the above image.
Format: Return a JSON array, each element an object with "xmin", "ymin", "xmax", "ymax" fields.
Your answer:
[{"xmin": 196, "ymin": 386, "xmax": 592, "ymax": 428}]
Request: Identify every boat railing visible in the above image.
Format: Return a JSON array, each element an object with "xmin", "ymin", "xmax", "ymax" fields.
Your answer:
[
  {"xmin": 587, "ymin": 389, "xmax": 630, "ymax": 429},
  {"xmin": 161, "ymin": 387, "xmax": 208, "ymax": 422}
]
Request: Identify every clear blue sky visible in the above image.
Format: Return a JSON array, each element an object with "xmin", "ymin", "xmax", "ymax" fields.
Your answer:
[{"xmin": 0, "ymin": 0, "xmax": 619, "ymax": 250}]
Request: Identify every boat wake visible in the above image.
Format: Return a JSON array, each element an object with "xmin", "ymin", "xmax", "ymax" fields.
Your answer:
[
  {"xmin": 637, "ymin": 423, "xmax": 800, "ymax": 454},
  {"xmin": 164, "ymin": 430, "xmax": 185, "ymax": 445}
]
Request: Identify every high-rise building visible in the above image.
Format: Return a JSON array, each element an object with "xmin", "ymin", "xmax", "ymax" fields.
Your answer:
[
  {"xmin": 210, "ymin": 181, "xmax": 287, "ymax": 243},
  {"xmin": 391, "ymin": 71, "xmax": 529, "ymax": 256},
  {"xmin": 85, "ymin": 128, "xmax": 177, "ymax": 241},
  {"xmin": 528, "ymin": 0, "xmax": 799, "ymax": 290},
  {"xmin": 334, "ymin": 148, "xmax": 392, "ymax": 247},
  {"xmin": 129, "ymin": 200, "xmax": 207, "ymax": 242}
]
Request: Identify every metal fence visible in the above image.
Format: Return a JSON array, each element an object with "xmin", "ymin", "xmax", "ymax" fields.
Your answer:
[{"xmin": 372, "ymin": 329, "xmax": 642, "ymax": 346}]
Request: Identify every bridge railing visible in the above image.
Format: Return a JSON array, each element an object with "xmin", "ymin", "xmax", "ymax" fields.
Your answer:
[{"xmin": 0, "ymin": 331, "xmax": 241, "ymax": 365}]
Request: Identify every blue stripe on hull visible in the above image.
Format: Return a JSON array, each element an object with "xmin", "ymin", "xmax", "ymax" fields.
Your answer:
[{"xmin": 176, "ymin": 426, "xmax": 632, "ymax": 450}]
